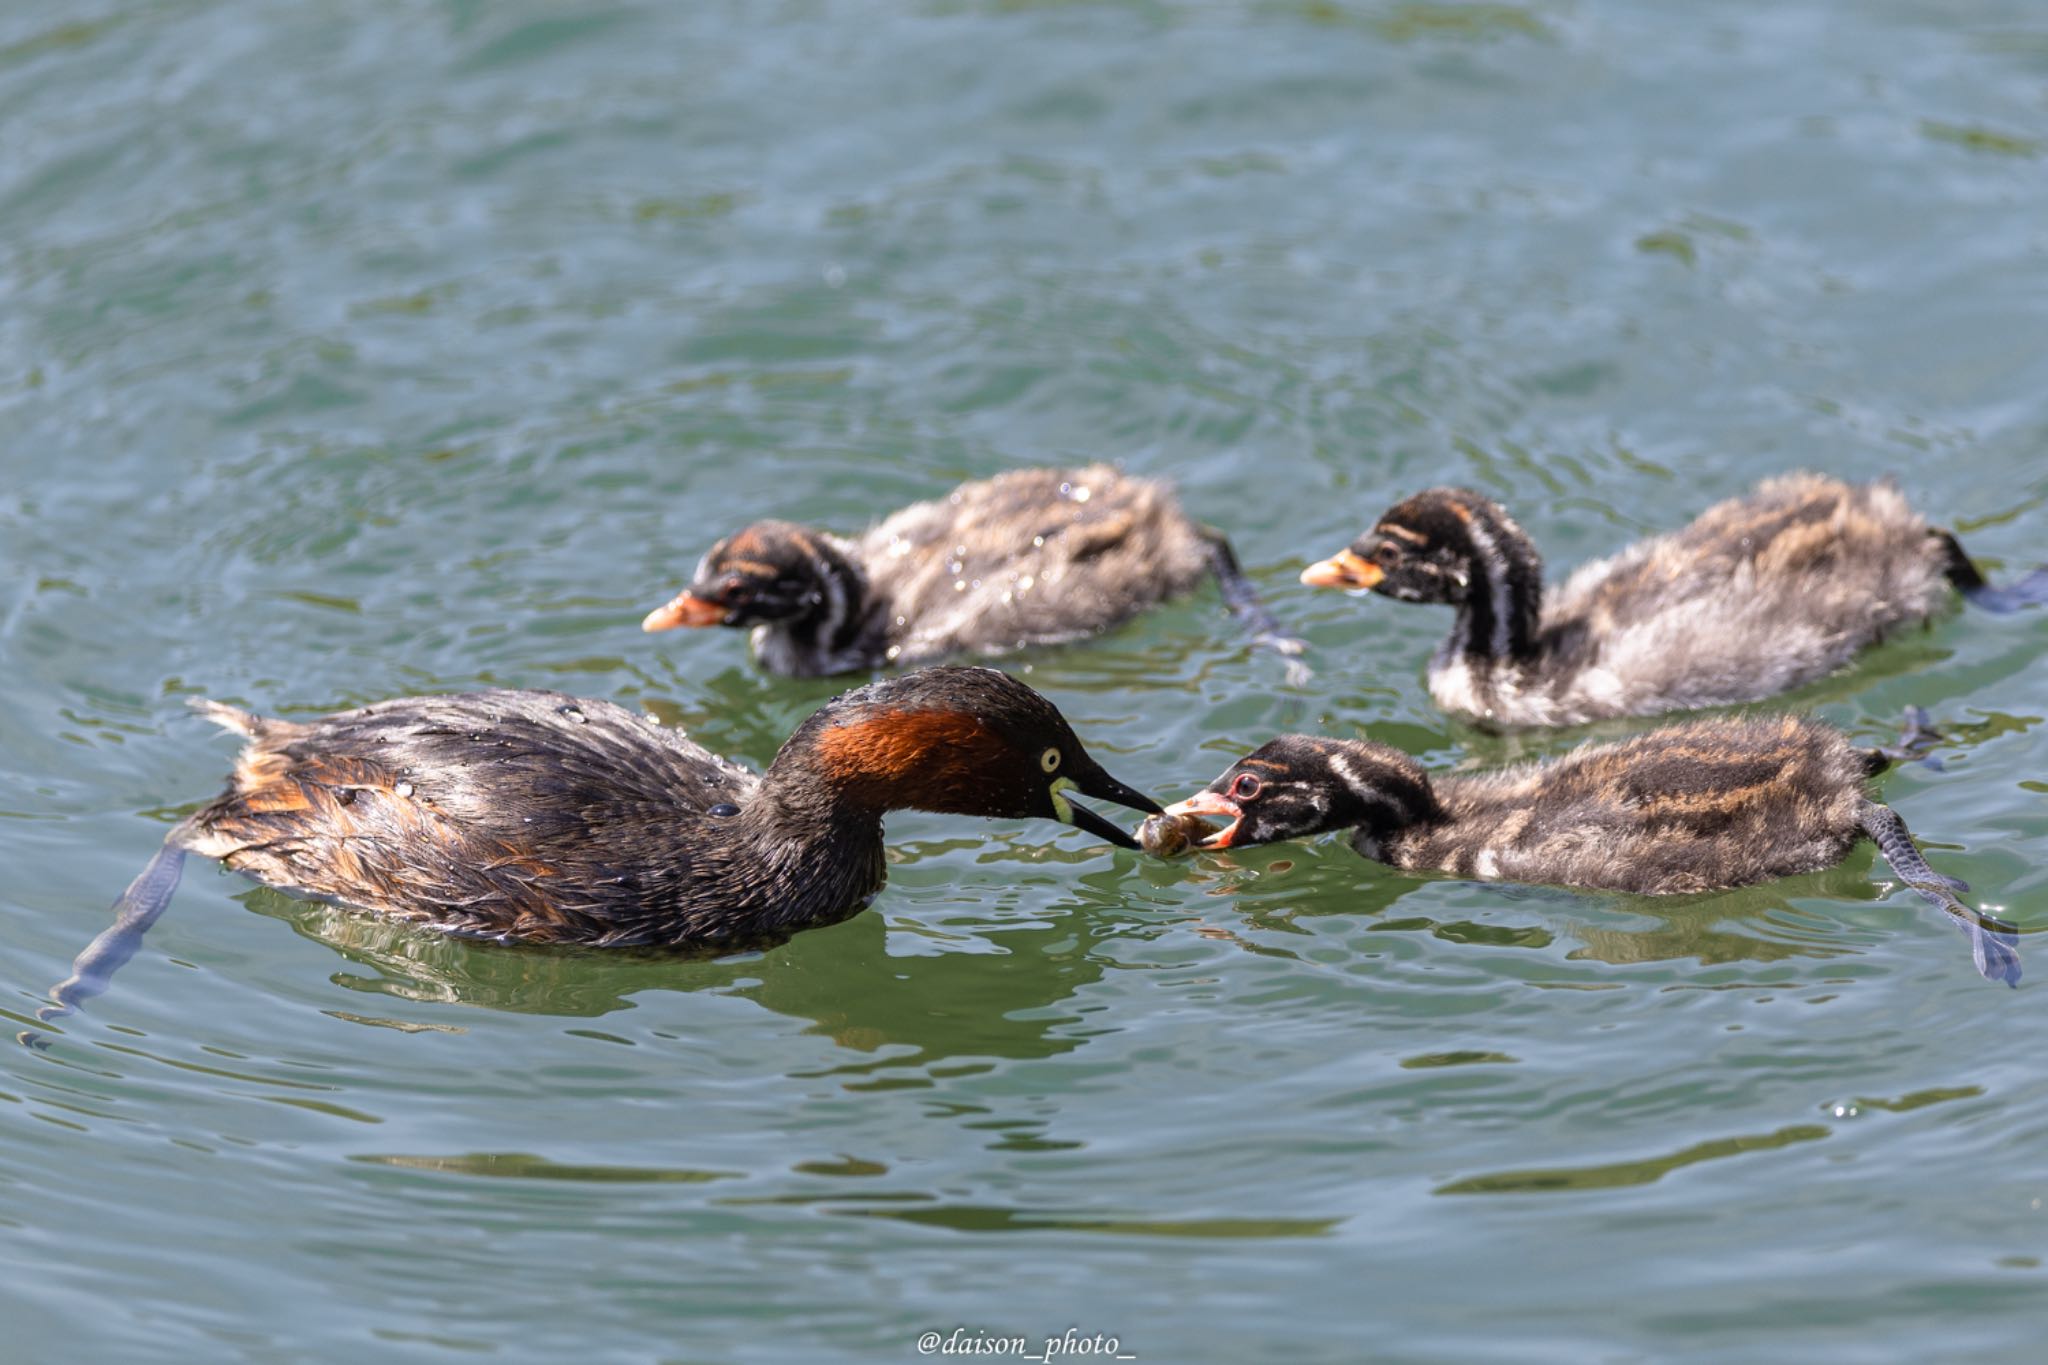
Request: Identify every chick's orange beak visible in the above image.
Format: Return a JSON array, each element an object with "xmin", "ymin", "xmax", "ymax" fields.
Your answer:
[
  {"xmin": 642, "ymin": 591, "xmax": 729, "ymax": 632},
  {"xmin": 1162, "ymin": 791, "xmax": 1242, "ymax": 849},
  {"xmin": 1300, "ymin": 549, "xmax": 1382, "ymax": 591}
]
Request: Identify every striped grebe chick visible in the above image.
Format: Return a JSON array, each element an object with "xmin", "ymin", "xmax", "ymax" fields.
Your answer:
[
  {"xmin": 1164, "ymin": 714, "xmax": 2019, "ymax": 985},
  {"xmin": 1301, "ymin": 474, "xmax": 2045, "ymax": 727},
  {"xmin": 42, "ymin": 668, "xmax": 1159, "ymax": 1019},
  {"xmin": 644, "ymin": 464, "xmax": 1303, "ymax": 676}
]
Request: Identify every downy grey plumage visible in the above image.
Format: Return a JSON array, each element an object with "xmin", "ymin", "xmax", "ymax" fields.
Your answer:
[
  {"xmin": 1165, "ymin": 715, "xmax": 2019, "ymax": 984},
  {"xmin": 645, "ymin": 464, "xmax": 1302, "ymax": 676},
  {"xmin": 1302, "ymin": 474, "xmax": 1988, "ymax": 727}
]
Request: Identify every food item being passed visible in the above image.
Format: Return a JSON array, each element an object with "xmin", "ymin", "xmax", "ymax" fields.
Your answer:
[{"xmin": 1138, "ymin": 809, "xmax": 1223, "ymax": 858}]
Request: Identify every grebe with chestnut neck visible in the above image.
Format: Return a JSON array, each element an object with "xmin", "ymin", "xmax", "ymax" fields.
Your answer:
[{"xmin": 41, "ymin": 667, "xmax": 1159, "ymax": 1020}]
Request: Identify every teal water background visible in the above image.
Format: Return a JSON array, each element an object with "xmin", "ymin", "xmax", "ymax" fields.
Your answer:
[{"xmin": 5, "ymin": 2, "xmax": 2048, "ymax": 1360}]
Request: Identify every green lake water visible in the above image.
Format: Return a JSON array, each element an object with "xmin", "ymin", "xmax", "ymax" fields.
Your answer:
[{"xmin": 5, "ymin": 2, "xmax": 2048, "ymax": 1360}]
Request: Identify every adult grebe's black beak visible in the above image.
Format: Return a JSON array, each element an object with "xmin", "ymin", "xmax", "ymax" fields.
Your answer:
[{"xmin": 1062, "ymin": 762, "xmax": 1161, "ymax": 850}]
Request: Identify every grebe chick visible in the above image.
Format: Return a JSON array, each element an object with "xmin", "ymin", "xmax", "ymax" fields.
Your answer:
[
  {"xmin": 1164, "ymin": 715, "xmax": 2019, "ymax": 984},
  {"xmin": 41, "ymin": 668, "xmax": 1159, "ymax": 1019},
  {"xmin": 643, "ymin": 464, "xmax": 1303, "ymax": 677},
  {"xmin": 1301, "ymin": 474, "xmax": 2046, "ymax": 727}
]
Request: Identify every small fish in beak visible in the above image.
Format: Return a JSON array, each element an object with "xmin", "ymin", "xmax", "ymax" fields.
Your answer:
[
  {"xmin": 1138, "ymin": 809, "xmax": 1225, "ymax": 857},
  {"xmin": 1159, "ymin": 791, "xmax": 1244, "ymax": 850}
]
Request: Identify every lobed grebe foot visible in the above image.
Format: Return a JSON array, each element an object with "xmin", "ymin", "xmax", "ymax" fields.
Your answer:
[
  {"xmin": 1859, "ymin": 800, "xmax": 2019, "ymax": 987},
  {"xmin": 1201, "ymin": 529, "xmax": 1312, "ymax": 681},
  {"xmin": 31, "ymin": 843, "xmax": 187, "ymax": 1030},
  {"xmin": 1966, "ymin": 566, "xmax": 2048, "ymax": 614},
  {"xmin": 1871, "ymin": 705, "xmax": 1948, "ymax": 771}
]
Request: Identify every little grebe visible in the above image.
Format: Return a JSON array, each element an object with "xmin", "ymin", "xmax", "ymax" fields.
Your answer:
[
  {"xmin": 1164, "ymin": 714, "xmax": 2019, "ymax": 984},
  {"xmin": 42, "ymin": 667, "xmax": 1159, "ymax": 1018},
  {"xmin": 643, "ymin": 464, "xmax": 1303, "ymax": 676},
  {"xmin": 1300, "ymin": 474, "xmax": 2046, "ymax": 727}
]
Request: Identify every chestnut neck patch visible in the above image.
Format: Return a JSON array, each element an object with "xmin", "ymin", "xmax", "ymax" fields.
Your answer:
[{"xmin": 811, "ymin": 709, "xmax": 1004, "ymax": 798}]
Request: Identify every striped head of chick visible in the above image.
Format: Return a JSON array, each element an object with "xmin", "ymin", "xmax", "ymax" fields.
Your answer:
[
  {"xmin": 1301, "ymin": 488, "xmax": 1544, "ymax": 656},
  {"xmin": 644, "ymin": 520, "xmax": 866, "ymax": 635},
  {"xmin": 1163, "ymin": 735, "xmax": 1442, "ymax": 850}
]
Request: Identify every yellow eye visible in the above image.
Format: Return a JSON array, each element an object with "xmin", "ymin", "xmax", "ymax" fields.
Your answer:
[{"xmin": 1040, "ymin": 747, "xmax": 1062, "ymax": 773}]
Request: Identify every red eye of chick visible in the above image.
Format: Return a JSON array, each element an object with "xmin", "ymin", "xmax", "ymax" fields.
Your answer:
[
  {"xmin": 1230, "ymin": 773, "xmax": 1262, "ymax": 800},
  {"xmin": 723, "ymin": 575, "xmax": 744, "ymax": 594}
]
